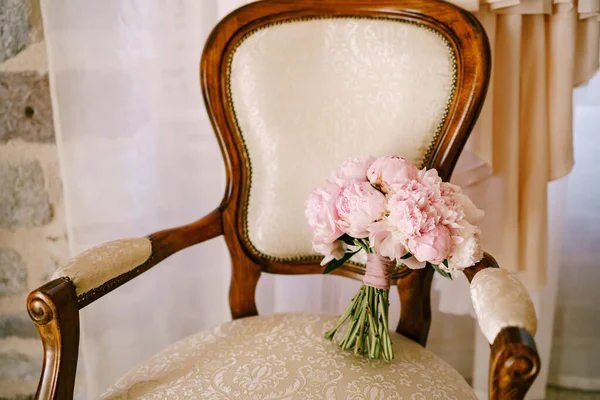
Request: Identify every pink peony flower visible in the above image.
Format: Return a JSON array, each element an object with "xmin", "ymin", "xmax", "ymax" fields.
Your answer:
[
  {"xmin": 445, "ymin": 221, "xmax": 483, "ymax": 271},
  {"xmin": 368, "ymin": 220, "xmax": 409, "ymax": 262},
  {"xmin": 387, "ymin": 180, "xmax": 440, "ymax": 237},
  {"xmin": 408, "ymin": 225, "xmax": 452, "ymax": 264},
  {"xmin": 305, "ymin": 183, "xmax": 342, "ymax": 243},
  {"xmin": 367, "ymin": 156, "xmax": 419, "ymax": 193},
  {"xmin": 440, "ymin": 182, "xmax": 485, "ymax": 225},
  {"xmin": 330, "ymin": 156, "xmax": 375, "ymax": 185},
  {"xmin": 313, "ymin": 238, "xmax": 347, "ymax": 266},
  {"xmin": 417, "ymin": 168, "xmax": 443, "ymax": 187},
  {"xmin": 336, "ymin": 181, "xmax": 386, "ymax": 238},
  {"xmin": 305, "ymin": 154, "xmax": 484, "ymax": 276},
  {"xmin": 402, "ymin": 256, "xmax": 426, "ymax": 270}
]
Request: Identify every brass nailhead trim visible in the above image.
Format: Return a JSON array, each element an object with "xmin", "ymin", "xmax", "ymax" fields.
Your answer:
[{"xmin": 226, "ymin": 16, "xmax": 458, "ymax": 264}]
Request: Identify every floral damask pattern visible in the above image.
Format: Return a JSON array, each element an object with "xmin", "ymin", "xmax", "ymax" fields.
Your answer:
[
  {"xmin": 470, "ymin": 268, "xmax": 537, "ymax": 344},
  {"xmin": 101, "ymin": 313, "xmax": 476, "ymax": 399},
  {"xmin": 52, "ymin": 238, "xmax": 152, "ymax": 296},
  {"xmin": 228, "ymin": 19, "xmax": 455, "ymax": 260}
]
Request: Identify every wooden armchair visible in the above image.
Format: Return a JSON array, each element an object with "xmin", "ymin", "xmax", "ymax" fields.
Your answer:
[{"xmin": 27, "ymin": 1, "xmax": 540, "ymax": 398}]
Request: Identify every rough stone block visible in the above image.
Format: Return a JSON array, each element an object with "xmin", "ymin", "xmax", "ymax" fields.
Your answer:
[
  {"xmin": 0, "ymin": 350, "xmax": 40, "ymax": 380},
  {"xmin": 0, "ymin": 72, "xmax": 55, "ymax": 143},
  {"xmin": 0, "ymin": 313, "xmax": 36, "ymax": 338},
  {"xmin": 0, "ymin": 161, "xmax": 53, "ymax": 229},
  {"xmin": 0, "ymin": 248, "xmax": 27, "ymax": 296},
  {"xmin": 0, "ymin": 0, "xmax": 28, "ymax": 63}
]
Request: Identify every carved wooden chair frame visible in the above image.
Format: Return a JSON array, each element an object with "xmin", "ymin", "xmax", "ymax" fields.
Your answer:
[{"xmin": 27, "ymin": 1, "xmax": 540, "ymax": 399}]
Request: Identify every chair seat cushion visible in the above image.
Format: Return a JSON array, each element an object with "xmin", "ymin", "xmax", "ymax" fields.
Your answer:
[{"xmin": 101, "ymin": 313, "xmax": 476, "ymax": 399}]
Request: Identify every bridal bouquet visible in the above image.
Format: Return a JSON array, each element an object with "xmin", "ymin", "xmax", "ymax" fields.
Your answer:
[{"xmin": 305, "ymin": 155, "xmax": 484, "ymax": 361}]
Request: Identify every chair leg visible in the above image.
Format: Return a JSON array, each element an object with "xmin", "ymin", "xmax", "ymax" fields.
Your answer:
[
  {"xmin": 27, "ymin": 278, "xmax": 80, "ymax": 400},
  {"xmin": 488, "ymin": 327, "xmax": 540, "ymax": 400}
]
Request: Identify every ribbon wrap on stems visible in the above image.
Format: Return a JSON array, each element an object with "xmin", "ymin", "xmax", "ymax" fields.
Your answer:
[
  {"xmin": 363, "ymin": 254, "xmax": 395, "ymax": 290},
  {"xmin": 324, "ymin": 253, "xmax": 397, "ymax": 360}
]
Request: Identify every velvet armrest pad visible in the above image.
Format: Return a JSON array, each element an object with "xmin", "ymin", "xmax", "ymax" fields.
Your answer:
[
  {"xmin": 52, "ymin": 238, "xmax": 152, "ymax": 296},
  {"xmin": 470, "ymin": 268, "xmax": 537, "ymax": 344}
]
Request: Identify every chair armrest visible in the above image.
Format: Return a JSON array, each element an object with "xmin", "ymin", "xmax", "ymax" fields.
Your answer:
[
  {"xmin": 469, "ymin": 267, "xmax": 537, "ymax": 344},
  {"xmin": 464, "ymin": 253, "xmax": 540, "ymax": 400},
  {"xmin": 58, "ymin": 208, "xmax": 223, "ymax": 308},
  {"xmin": 52, "ymin": 238, "xmax": 152, "ymax": 298},
  {"xmin": 26, "ymin": 209, "xmax": 222, "ymax": 400}
]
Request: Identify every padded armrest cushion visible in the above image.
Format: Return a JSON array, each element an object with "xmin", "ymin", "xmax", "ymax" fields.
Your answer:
[
  {"xmin": 470, "ymin": 268, "xmax": 537, "ymax": 344},
  {"xmin": 52, "ymin": 238, "xmax": 152, "ymax": 296}
]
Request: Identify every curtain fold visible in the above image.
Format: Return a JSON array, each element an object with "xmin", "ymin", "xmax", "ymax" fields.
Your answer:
[
  {"xmin": 451, "ymin": 0, "xmax": 600, "ymax": 290},
  {"xmin": 441, "ymin": 1, "xmax": 599, "ymax": 394}
]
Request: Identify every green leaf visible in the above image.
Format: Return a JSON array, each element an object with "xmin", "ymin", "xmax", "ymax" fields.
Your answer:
[
  {"xmin": 400, "ymin": 252, "xmax": 412, "ymax": 260},
  {"xmin": 339, "ymin": 234, "xmax": 355, "ymax": 246},
  {"xmin": 323, "ymin": 250, "xmax": 359, "ymax": 274},
  {"xmin": 442, "ymin": 259, "xmax": 449, "ymax": 268},
  {"xmin": 430, "ymin": 262, "xmax": 452, "ymax": 279}
]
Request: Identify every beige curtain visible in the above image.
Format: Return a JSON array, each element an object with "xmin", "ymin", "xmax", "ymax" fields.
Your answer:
[
  {"xmin": 450, "ymin": 0, "xmax": 600, "ymax": 290},
  {"xmin": 439, "ymin": 1, "xmax": 600, "ymax": 396}
]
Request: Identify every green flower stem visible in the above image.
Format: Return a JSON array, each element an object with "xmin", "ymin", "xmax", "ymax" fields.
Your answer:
[
  {"xmin": 353, "ymin": 239, "xmax": 370, "ymax": 254},
  {"xmin": 341, "ymin": 306, "xmax": 361, "ymax": 349},
  {"xmin": 354, "ymin": 289, "xmax": 368, "ymax": 355},
  {"xmin": 338, "ymin": 287, "xmax": 365, "ymax": 349},
  {"xmin": 325, "ymin": 284, "xmax": 394, "ymax": 361},
  {"xmin": 378, "ymin": 291, "xmax": 394, "ymax": 361},
  {"xmin": 325, "ymin": 292, "xmax": 360, "ymax": 341},
  {"xmin": 367, "ymin": 306, "xmax": 378, "ymax": 358}
]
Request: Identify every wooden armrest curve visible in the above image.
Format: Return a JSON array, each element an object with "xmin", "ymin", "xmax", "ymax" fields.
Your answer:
[
  {"xmin": 489, "ymin": 326, "xmax": 540, "ymax": 400},
  {"xmin": 464, "ymin": 253, "xmax": 540, "ymax": 400},
  {"xmin": 26, "ymin": 209, "xmax": 222, "ymax": 400},
  {"xmin": 27, "ymin": 278, "xmax": 79, "ymax": 400}
]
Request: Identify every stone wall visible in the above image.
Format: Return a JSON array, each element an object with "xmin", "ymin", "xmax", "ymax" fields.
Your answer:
[{"xmin": 0, "ymin": 1, "xmax": 70, "ymax": 399}]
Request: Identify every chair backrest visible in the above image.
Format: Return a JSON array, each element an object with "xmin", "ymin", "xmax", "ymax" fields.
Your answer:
[{"xmin": 201, "ymin": 0, "xmax": 490, "ymax": 344}]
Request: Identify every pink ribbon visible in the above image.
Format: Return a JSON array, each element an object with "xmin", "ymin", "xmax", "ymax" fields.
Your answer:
[{"xmin": 363, "ymin": 254, "xmax": 396, "ymax": 290}]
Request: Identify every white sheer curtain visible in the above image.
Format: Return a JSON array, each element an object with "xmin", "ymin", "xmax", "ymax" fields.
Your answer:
[
  {"xmin": 548, "ymin": 72, "xmax": 600, "ymax": 390},
  {"xmin": 43, "ymin": 1, "xmax": 230, "ymax": 397}
]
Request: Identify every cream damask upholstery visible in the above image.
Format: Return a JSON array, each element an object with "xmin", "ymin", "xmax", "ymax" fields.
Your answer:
[
  {"xmin": 470, "ymin": 268, "xmax": 538, "ymax": 344},
  {"xmin": 52, "ymin": 238, "xmax": 152, "ymax": 296},
  {"xmin": 229, "ymin": 18, "xmax": 456, "ymax": 260},
  {"xmin": 101, "ymin": 313, "xmax": 476, "ymax": 399}
]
